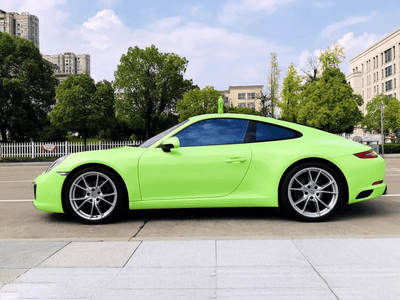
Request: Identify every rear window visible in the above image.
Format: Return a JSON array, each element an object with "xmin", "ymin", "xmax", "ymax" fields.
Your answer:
[{"xmin": 244, "ymin": 121, "xmax": 301, "ymax": 143}]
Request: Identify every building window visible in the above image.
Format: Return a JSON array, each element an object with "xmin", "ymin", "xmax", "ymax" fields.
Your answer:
[
  {"xmin": 385, "ymin": 65, "xmax": 393, "ymax": 77},
  {"xmin": 394, "ymin": 64, "xmax": 396, "ymax": 74},
  {"xmin": 238, "ymin": 93, "xmax": 245, "ymax": 99},
  {"xmin": 395, "ymin": 78, "xmax": 397, "ymax": 89},
  {"xmin": 224, "ymin": 97, "xmax": 228, "ymax": 103},
  {"xmin": 394, "ymin": 46, "xmax": 396, "ymax": 59},
  {"xmin": 238, "ymin": 103, "xmax": 246, "ymax": 108},
  {"xmin": 248, "ymin": 103, "xmax": 255, "ymax": 110},
  {"xmin": 386, "ymin": 80, "xmax": 393, "ymax": 91},
  {"xmin": 247, "ymin": 93, "xmax": 255, "ymax": 99},
  {"xmin": 388, "ymin": 94, "xmax": 393, "ymax": 99},
  {"xmin": 385, "ymin": 48, "xmax": 393, "ymax": 63}
]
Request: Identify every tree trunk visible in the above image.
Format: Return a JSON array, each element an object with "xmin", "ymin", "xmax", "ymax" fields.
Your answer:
[
  {"xmin": 0, "ymin": 126, "xmax": 7, "ymax": 143},
  {"xmin": 83, "ymin": 130, "xmax": 87, "ymax": 151}
]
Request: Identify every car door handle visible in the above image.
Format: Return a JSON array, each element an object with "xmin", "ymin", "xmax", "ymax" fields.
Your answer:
[{"xmin": 225, "ymin": 157, "xmax": 247, "ymax": 164}]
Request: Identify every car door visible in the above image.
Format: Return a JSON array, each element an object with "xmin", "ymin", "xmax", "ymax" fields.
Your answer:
[{"xmin": 138, "ymin": 118, "xmax": 252, "ymax": 200}]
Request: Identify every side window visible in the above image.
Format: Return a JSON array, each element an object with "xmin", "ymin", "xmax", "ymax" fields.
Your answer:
[
  {"xmin": 244, "ymin": 121, "xmax": 299, "ymax": 143},
  {"xmin": 256, "ymin": 121, "xmax": 299, "ymax": 141},
  {"xmin": 175, "ymin": 119, "xmax": 249, "ymax": 147}
]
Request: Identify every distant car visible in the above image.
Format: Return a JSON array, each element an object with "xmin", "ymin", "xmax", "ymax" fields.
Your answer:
[{"xmin": 33, "ymin": 114, "xmax": 387, "ymax": 224}]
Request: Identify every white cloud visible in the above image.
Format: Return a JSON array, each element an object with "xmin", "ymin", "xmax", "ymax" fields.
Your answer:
[
  {"xmin": 219, "ymin": 0, "xmax": 296, "ymax": 25},
  {"xmin": 338, "ymin": 32, "xmax": 383, "ymax": 74},
  {"xmin": 76, "ymin": 11, "xmax": 290, "ymax": 89},
  {"xmin": 312, "ymin": 1, "xmax": 334, "ymax": 9},
  {"xmin": 297, "ymin": 32, "xmax": 383, "ymax": 77},
  {"xmin": 321, "ymin": 12, "xmax": 377, "ymax": 38},
  {"xmin": 98, "ymin": 0, "xmax": 121, "ymax": 8},
  {"xmin": 83, "ymin": 9, "xmax": 123, "ymax": 30}
]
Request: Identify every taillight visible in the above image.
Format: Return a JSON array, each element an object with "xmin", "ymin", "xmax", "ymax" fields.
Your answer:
[{"xmin": 354, "ymin": 149, "xmax": 378, "ymax": 159}]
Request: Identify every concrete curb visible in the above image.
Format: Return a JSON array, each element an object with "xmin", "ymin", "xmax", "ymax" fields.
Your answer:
[{"xmin": 380, "ymin": 154, "xmax": 400, "ymax": 158}]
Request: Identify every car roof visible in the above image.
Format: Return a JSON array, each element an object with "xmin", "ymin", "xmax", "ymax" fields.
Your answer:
[{"xmin": 188, "ymin": 113, "xmax": 307, "ymax": 132}]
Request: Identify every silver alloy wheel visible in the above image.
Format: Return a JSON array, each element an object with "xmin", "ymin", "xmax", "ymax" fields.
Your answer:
[
  {"xmin": 288, "ymin": 167, "xmax": 339, "ymax": 218},
  {"xmin": 69, "ymin": 171, "xmax": 118, "ymax": 221}
]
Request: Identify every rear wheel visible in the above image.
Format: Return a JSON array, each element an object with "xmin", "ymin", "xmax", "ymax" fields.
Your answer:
[
  {"xmin": 63, "ymin": 167, "xmax": 125, "ymax": 224},
  {"xmin": 280, "ymin": 162, "xmax": 344, "ymax": 221}
]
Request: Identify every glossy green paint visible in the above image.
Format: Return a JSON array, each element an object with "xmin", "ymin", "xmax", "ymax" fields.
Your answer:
[
  {"xmin": 139, "ymin": 144, "xmax": 251, "ymax": 200},
  {"xmin": 33, "ymin": 113, "xmax": 386, "ymax": 215}
]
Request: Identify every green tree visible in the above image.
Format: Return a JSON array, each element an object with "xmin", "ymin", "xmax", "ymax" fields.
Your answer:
[
  {"xmin": 177, "ymin": 86, "xmax": 221, "ymax": 121},
  {"xmin": 279, "ymin": 63, "xmax": 302, "ymax": 122},
  {"xmin": 362, "ymin": 94, "xmax": 400, "ymax": 133},
  {"xmin": 49, "ymin": 74, "xmax": 115, "ymax": 148},
  {"xmin": 225, "ymin": 105, "xmax": 261, "ymax": 116},
  {"xmin": 297, "ymin": 68, "xmax": 363, "ymax": 133},
  {"xmin": 0, "ymin": 32, "xmax": 58, "ymax": 142},
  {"xmin": 385, "ymin": 98, "xmax": 400, "ymax": 133},
  {"xmin": 319, "ymin": 41, "xmax": 346, "ymax": 70},
  {"xmin": 37, "ymin": 117, "xmax": 67, "ymax": 142},
  {"xmin": 114, "ymin": 45, "xmax": 195, "ymax": 140},
  {"xmin": 257, "ymin": 52, "xmax": 280, "ymax": 117}
]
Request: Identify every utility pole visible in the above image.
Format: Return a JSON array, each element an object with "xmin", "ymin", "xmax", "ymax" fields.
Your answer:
[{"xmin": 381, "ymin": 100, "xmax": 384, "ymax": 158}]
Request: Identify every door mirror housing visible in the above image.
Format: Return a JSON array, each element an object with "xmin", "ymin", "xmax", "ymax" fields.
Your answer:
[{"xmin": 161, "ymin": 137, "xmax": 180, "ymax": 152}]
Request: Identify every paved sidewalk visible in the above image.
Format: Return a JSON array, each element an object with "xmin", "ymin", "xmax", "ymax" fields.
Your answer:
[{"xmin": 1, "ymin": 238, "xmax": 400, "ymax": 299}]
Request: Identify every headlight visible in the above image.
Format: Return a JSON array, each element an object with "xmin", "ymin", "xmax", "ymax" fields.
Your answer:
[{"xmin": 46, "ymin": 155, "xmax": 69, "ymax": 173}]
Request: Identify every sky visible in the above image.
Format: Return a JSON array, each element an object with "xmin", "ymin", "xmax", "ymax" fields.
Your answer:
[{"xmin": 2, "ymin": 0, "xmax": 400, "ymax": 90}]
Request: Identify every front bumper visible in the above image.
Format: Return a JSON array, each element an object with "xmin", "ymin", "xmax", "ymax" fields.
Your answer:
[{"xmin": 33, "ymin": 171, "xmax": 66, "ymax": 213}]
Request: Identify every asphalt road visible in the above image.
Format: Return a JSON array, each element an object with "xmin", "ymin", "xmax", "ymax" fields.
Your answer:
[{"xmin": 0, "ymin": 159, "xmax": 400, "ymax": 241}]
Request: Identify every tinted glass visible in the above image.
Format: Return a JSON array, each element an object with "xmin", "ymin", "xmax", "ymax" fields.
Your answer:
[
  {"xmin": 256, "ymin": 122, "xmax": 298, "ymax": 141},
  {"xmin": 175, "ymin": 118, "xmax": 249, "ymax": 147},
  {"xmin": 139, "ymin": 120, "xmax": 189, "ymax": 148}
]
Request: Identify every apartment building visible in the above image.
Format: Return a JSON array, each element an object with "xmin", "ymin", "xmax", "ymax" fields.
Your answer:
[
  {"xmin": 43, "ymin": 52, "xmax": 91, "ymax": 83},
  {"xmin": 0, "ymin": 10, "xmax": 39, "ymax": 48},
  {"xmin": 219, "ymin": 85, "xmax": 264, "ymax": 111},
  {"xmin": 347, "ymin": 27, "xmax": 400, "ymax": 115}
]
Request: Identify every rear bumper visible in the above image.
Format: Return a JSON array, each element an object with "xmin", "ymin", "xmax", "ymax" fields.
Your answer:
[{"xmin": 384, "ymin": 184, "xmax": 388, "ymax": 195}]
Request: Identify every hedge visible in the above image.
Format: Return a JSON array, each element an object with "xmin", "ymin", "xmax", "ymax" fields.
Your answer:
[{"xmin": 380, "ymin": 144, "xmax": 400, "ymax": 154}]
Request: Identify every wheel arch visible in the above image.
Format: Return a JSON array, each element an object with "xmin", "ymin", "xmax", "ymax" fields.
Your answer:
[
  {"xmin": 278, "ymin": 157, "xmax": 349, "ymax": 210},
  {"xmin": 61, "ymin": 163, "xmax": 129, "ymax": 214}
]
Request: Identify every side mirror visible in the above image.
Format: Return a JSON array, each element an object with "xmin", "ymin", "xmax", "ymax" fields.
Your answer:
[{"xmin": 161, "ymin": 137, "xmax": 180, "ymax": 153}]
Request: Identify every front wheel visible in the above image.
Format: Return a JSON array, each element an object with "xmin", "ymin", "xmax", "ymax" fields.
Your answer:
[
  {"xmin": 63, "ymin": 167, "xmax": 125, "ymax": 224},
  {"xmin": 280, "ymin": 162, "xmax": 344, "ymax": 222}
]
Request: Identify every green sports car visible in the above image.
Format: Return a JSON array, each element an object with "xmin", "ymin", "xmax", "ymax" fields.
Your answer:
[{"xmin": 33, "ymin": 113, "xmax": 387, "ymax": 224}]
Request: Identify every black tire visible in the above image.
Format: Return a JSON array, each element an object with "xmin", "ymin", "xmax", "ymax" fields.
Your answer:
[
  {"xmin": 280, "ymin": 162, "xmax": 344, "ymax": 222},
  {"xmin": 63, "ymin": 167, "xmax": 125, "ymax": 224}
]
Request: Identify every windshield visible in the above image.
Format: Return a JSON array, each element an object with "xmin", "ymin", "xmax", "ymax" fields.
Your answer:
[{"xmin": 139, "ymin": 119, "xmax": 189, "ymax": 148}]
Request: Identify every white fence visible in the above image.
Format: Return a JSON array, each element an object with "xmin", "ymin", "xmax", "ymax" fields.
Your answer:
[
  {"xmin": 0, "ymin": 141, "xmax": 140, "ymax": 159},
  {"xmin": 335, "ymin": 133, "xmax": 385, "ymax": 143}
]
